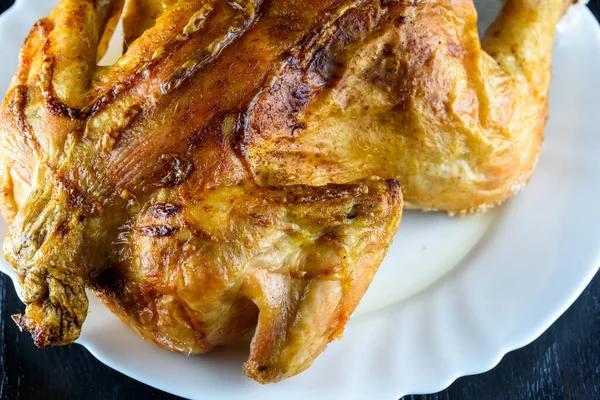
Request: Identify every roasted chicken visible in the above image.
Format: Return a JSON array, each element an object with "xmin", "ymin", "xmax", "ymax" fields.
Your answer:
[{"xmin": 0, "ymin": 0, "xmax": 572, "ymax": 383}]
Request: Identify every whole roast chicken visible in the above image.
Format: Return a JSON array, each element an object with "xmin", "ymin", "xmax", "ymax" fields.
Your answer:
[{"xmin": 0, "ymin": 0, "xmax": 572, "ymax": 383}]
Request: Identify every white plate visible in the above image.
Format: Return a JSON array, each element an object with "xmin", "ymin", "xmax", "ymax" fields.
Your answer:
[{"xmin": 1, "ymin": 1, "xmax": 599, "ymax": 399}]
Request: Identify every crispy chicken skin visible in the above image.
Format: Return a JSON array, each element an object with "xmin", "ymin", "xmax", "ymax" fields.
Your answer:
[
  {"xmin": 0, "ymin": 0, "xmax": 571, "ymax": 383},
  {"xmin": 0, "ymin": 0, "xmax": 402, "ymax": 383},
  {"xmin": 94, "ymin": 181, "xmax": 401, "ymax": 382}
]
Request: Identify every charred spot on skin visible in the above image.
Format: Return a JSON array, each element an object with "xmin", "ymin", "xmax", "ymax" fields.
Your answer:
[
  {"xmin": 394, "ymin": 16, "xmax": 407, "ymax": 26},
  {"xmin": 149, "ymin": 203, "xmax": 182, "ymax": 218},
  {"xmin": 281, "ymin": 50, "xmax": 294, "ymax": 61},
  {"xmin": 310, "ymin": 47, "xmax": 344, "ymax": 85},
  {"xmin": 56, "ymin": 221, "xmax": 70, "ymax": 235},
  {"xmin": 346, "ymin": 204, "xmax": 359, "ymax": 220},
  {"xmin": 12, "ymin": 314, "xmax": 49, "ymax": 348},
  {"xmin": 290, "ymin": 122, "xmax": 306, "ymax": 137},
  {"xmin": 387, "ymin": 179, "xmax": 401, "ymax": 194},
  {"xmin": 157, "ymin": 154, "xmax": 194, "ymax": 187},
  {"xmin": 45, "ymin": 100, "xmax": 86, "ymax": 120},
  {"xmin": 139, "ymin": 225, "xmax": 180, "ymax": 237},
  {"xmin": 187, "ymin": 129, "xmax": 208, "ymax": 148},
  {"xmin": 381, "ymin": 43, "xmax": 396, "ymax": 58},
  {"xmin": 271, "ymin": 185, "xmax": 361, "ymax": 205},
  {"xmin": 288, "ymin": 85, "xmax": 312, "ymax": 114}
]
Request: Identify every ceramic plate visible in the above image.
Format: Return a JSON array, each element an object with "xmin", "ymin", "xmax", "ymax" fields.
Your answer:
[{"xmin": 0, "ymin": 1, "xmax": 599, "ymax": 399}]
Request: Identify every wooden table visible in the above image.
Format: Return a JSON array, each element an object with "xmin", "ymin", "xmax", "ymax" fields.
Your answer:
[{"xmin": 0, "ymin": 1, "xmax": 598, "ymax": 398}]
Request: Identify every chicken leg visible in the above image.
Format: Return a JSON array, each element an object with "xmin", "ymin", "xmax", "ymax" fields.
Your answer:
[{"xmin": 245, "ymin": 0, "xmax": 575, "ymax": 214}]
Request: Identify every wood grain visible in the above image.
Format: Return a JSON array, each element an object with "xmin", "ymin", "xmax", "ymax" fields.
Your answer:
[{"xmin": 0, "ymin": 0, "xmax": 598, "ymax": 398}]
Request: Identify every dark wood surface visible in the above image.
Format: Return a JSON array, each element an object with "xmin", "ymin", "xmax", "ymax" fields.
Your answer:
[{"xmin": 0, "ymin": 1, "xmax": 599, "ymax": 399}]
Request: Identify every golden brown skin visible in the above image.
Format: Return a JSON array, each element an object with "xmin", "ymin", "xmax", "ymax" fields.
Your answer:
[
  {"xmin": 245, "ymin": 0, "xmax": 575, "ymax": 214},
  {"xmin": 0, "ymin": 0, "xmax": 572, "ymax": 383},
  {"xmin": 0, "ymin": 0, "xmax": 403, "ymax": 383},
  {"xmin": 94, "ymin": 181, "xmax": 401, "ymax": 382}
]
